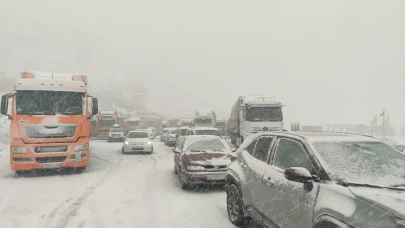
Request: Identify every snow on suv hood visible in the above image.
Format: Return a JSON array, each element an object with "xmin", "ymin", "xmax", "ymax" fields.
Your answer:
[
  {"xmin": 184, "ymin": 151, "xmax": 232, "ymax": 166},
  {"xmin": 350, "ymin": 187, "xmax": 405, "ymax": 218},
  {"xmin": 126, "ymin": 138, "xmax": 150, "ymax": 144}
]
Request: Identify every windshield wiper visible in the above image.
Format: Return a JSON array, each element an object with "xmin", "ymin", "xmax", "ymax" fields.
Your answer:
[
  {"xmin": 389, "ymin": 184, "xmax": 405, "ymax": 188},
  {"xmin": 338, "ymin": 182, "xmax": 405, "ymax": 191},
  {"xmin": 337, "ymin": 182, "xmax": 385, "ymax": 189},
  {"xmin": 190, "ymin": 150, "xmax": 207, "ymax": 152}
]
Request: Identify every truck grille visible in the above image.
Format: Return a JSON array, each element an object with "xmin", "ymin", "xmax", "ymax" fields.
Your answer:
[
  {"xmin": 34, "ymin": 146, "xmax": 68, "ymax": 153},
  {"xmin": 36, "ymin": 156, "xmax": 67, "ymax": 163},
  {"xmin": 25, "ymin": 124, "xmax": 76, "ymax": 138}
]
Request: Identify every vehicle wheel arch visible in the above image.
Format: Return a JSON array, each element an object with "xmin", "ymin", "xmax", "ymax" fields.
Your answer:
[
  {"xmin": 225, "ymin": 174, "xmax": 244, "ymax": 201},
  {"xmin": 313, "ymin": 214, "xmax": 353, "ymax": 228}
]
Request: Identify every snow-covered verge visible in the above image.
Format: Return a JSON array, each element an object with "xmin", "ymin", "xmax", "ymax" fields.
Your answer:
[{"xmin": 0, "ymin": 116, "xmax": 10, "ymax": 152}]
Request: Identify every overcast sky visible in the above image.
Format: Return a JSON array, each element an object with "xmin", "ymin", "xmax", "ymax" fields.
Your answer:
[{"xmin": 0, "ymin": 0, "xmax": 403, "ymax": 127}]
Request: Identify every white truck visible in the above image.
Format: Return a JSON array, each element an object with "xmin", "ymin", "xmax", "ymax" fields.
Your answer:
[
  {"xmin": 179, "ymin": 118, "xmax": 194, "ymax": 127},
  {"xmin": 228, "ymin": 96, "xmax": 284, "ymax": 146},
  {"xmin": 194, "ymin": 111, "xmax": 216, "ymax": 127},
  {"xmin": 215, "ymin": 118, "xmax": 227, "ymax": 135}
]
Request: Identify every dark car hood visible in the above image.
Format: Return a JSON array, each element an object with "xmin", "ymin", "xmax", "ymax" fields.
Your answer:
[
  {"xmin": 184, "ymin": 152, "xmax": 232, "ymax": 166},
  {"xmin": 350, "ymin": 187, "xmax": 405, "ymax": 218}
]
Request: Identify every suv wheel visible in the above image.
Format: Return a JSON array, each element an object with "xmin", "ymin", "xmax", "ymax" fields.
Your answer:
[{"xmin": 226, "ymin": 184, "xmax": 246, "ymax": 226}]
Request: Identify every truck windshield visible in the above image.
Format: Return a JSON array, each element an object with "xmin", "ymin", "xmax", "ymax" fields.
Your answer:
[
  {"xmin": 216, "ymin": 122, "xmax": 225, "ymax": 127},
  {"xmin": 195, "ymin": 130, "xmax": 220, "ymax": 136},
  {"xmin": 194, "ymin": 119, "xmax": 211, "ymax": 124},
  {"xmin": 16, "ymin": 90, "xmax": 84, "ymax": 115},
  {"xmin": 99, "ymin": 119, "xmax": 116, "ymax": 126},
  {"xmin": 127, "ymin": 121, "xmax": 139, "ymax": 126},
  {"xmin": 246, "ymin": 107, "xmax": 283, "ymax": 122}
]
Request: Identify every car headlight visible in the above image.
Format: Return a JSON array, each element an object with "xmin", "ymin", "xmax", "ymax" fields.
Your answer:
[
  {"xmin": 147, "ymin": 141, "xmax": 152, "ymax": 145},
  {"xmin": 74, "ymin": 144, "xmax": 89, "ymax": 152},
  {"xmin": 124, "ymin": 141, "xmax": 129, "ymax": 145},
  {"xmin": 108, "ymin": 133, "xmax": 112, "ymax": 137},
  {"xmin": 390, "ymin": 217, "xmax": 405, "ymax": 228},
  {"xmin": 11, "ymin": 147, "xmax": 27, "ymax": 154}
]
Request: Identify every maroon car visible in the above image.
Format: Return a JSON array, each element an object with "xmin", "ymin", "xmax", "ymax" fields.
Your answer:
[{"xmin": 173, "ymin": 135, "xmax": 233, "ymax": 189}]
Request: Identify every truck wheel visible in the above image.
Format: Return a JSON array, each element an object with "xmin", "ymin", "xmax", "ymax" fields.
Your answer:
[
  {"xmin": 15, "ymin": 171, "xmax": 25, "ymax": 175},
  {"xmin": 174, "ymin": 164, "xmax": 177, "ymax": 174},
  {"xmin": 74, "ymin": 167, "xmax": 86, "ymax": 174}
]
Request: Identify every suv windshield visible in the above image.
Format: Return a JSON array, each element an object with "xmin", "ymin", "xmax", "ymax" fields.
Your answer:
[
  {"xmin": 16, "ymin": 91, "xmax": 84, "ymax": 115},
  {"xmin": 246, "ymin": 107, "xmax": 283, "ymax": 122},
  {"xmin": 127, "ymin": 132, "xmax": 149, "ymax": 138},
  {"xmin": 195, "ymin": 130, "xmax": 220, "ymax": 136},
  {"xmin": 185, "ymin": 138, "xmax": 228, "ymax": 152},
  {"xmin": 313, "ymin": 141, "xmax": 405, "ymax": 187}
]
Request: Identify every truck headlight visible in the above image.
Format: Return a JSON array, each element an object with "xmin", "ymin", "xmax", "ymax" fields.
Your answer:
[
  {"xmin": 390, "ymin": 217, "xmax": 405, "ymax": 228},
  {"xmin": 74, "ymin": 144, "xmax": 89, "ymax": 152},
  {"xmin": 11, "ymin": 147, "xmax": 27, "ymax": 154}
]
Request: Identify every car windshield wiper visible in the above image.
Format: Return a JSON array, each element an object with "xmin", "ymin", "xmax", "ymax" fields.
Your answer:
[
  {"xmin": 389, "ymin": 184, "xmax": 405, "ymax": 188},
  {"xmin": 338, "ymin": 182, "xmax": 405, "ymax": 191},
  {"xmin": 190, "ymin": 150, "xmax": 207, "ymax": 153}
]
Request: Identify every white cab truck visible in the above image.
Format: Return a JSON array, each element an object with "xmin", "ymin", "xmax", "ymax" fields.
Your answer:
[
  {"xmin": 228, "ymin": 96, "xmax": 284, "ymax": 146},
  {"xmin": 215, "ymin": 118, "xmax": 227, "ymax": 135},
  {"xmin": 193, "ymin": 111, "xmax": 216, "ymax": 127}
]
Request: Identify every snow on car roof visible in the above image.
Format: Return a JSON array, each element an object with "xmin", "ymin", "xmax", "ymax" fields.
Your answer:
[
  {"xmin": 100, "ymin": 111, "xmax": 115, "ymax": 115},
  {"xmin": 192, "ymin": 127, "xmax": 219, "ymax": 130},
  {"xmin": 15, "ymin": 79, "xmax": 86, "ymax": 92}
]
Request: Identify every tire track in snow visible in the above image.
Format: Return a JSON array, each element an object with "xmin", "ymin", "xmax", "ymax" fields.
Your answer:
[{"xmin": 40, "ymin": 148, "xmax": 124, "ymax": 228}]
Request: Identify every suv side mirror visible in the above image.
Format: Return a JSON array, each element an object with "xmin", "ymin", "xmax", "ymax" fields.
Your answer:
[{"xmin": 284, "ymin": 167, "xmax": 312, "ymax": 183}]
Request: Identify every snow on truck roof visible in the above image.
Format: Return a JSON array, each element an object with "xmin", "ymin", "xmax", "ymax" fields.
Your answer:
[
  {"xmin": 239, "ymin": 96, "xmax": 282, "ymax": 106},
  {"xmin": 15, "ymin": 78, "xmax": 86, "ymax": 92},
  {"xmin": 127, "ymin": 117, "xmax": 141, "ymax": 121}
]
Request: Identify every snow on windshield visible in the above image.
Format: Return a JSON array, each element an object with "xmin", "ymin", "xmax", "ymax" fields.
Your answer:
[
  {"xmin": 185, "ymin": 138, "xmax": 229, "ymax": 152},
  {"xmin": 313, "ymin": 141, "xmax": 405, "ymax": 186}
]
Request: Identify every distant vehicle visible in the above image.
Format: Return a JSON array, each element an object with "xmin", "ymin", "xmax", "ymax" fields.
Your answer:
[
  {"xmin": 194, "ymin": 111, "xmax": 216, "ymax": 127},
  {"xmin": 225, "ymin": 131, "xmax": 405, "ymax": 228},
  {"xmin": 96, "ymin": 111, "xmax": 119, "ymax": 139},
  {"xmin": 175, "ymin": 126, "xmax": 189, "ymax": 146},
  {"xmin": 161, "ymin": 120, "xmax": 168, "ymax": 129},
  {"xmin": 186, "ymin": 127, "xmax": 221, "ymax": 136},
  {"xmin": 126, "ymin": 116, "xmax": 141, "ymax": 133},
  {"xmin": 107, "ymin": 126, "xmax": 124, "ymax": 142},
  {"xmin": 165, "ymin": 129, "xmax": 178, "ymax": 147},
  {"xmin": 228, "ymin": 96, "xmax": 284, "ymax": 146},
  {"xmin": 215, "ymin": 118, "xmax": 227, "ymax": 135},
  {"xmin": 146, "ymin": 127, "xmax": 157, "ymax": 139},
  {"xmin": 122, "ymin": 131, "xmax": 153, "ymax": 154},
  {"xmin": 167, "ymin": 119, "xmax": 180, "ymax": 128},
  {"xmin": 0, "ymin": 71, "xmax": 98, "ymax": 173},
  {"xmin": 173, "ymin": 135, "xmax": 233, "ymax": 189},
  {"xmin": 179, "ymin": 118, "xmax": 194, "ymax": 127},
  {"xmin": 161, "ymin": 128, "xmax": 176, "ymax": 142}
]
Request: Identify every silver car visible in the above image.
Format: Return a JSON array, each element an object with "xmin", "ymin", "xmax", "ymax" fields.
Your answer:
[{"xmin": 225, "ymin": 131, "xmax": 405, "ymax": 228}]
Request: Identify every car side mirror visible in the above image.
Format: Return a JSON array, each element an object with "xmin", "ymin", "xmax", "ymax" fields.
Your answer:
[
  {"xmin": 173, "ymin": 148, "xmax": 181, "ymax": 154},
  {"xmin": 231, "ymin": 148, "xmax": 237, "ymax": 152},
  {"xmin": 284, "ymin": 167, "xmax": 312, "ymax": 182}
]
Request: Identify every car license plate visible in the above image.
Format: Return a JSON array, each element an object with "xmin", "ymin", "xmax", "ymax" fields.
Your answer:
[
  {"xmin": 206, "ymin": 174, "xmax": 226, "ymax": 180},
  {"xmin": 42, "ymin": 163, "xmax": 61, "ymax": 169}
]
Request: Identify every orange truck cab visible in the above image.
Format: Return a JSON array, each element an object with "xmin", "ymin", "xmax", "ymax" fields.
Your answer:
[
  {"xmin": 96, "ymin": 111, "xmax": 118, "ymax": 139},
  {"xmin": 0, "ymin": 71, "xmax": 98, "ymax": 173}
]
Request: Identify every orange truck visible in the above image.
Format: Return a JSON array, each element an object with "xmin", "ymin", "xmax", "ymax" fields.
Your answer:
[
  {"xmin": 0, "ymin": 71, "xmax": 98, "ymax": 174},
  {"xmin": 96, "ymin": 111, "xmax": 119, "ymax": 139}
]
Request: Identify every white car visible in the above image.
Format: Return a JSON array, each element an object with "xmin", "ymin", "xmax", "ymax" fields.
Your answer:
[
  {"xmin": 165, "ymin": 129, "xmax": 178, "ymax": 147},
  {"xmin": 122, "ymin": 131, "xmax": 153, "ymax": 154}
]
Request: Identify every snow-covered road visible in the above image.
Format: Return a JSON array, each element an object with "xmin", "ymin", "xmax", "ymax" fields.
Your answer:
[{"xmin": 0, "ymin": 139, "xmax": 238, "ymax": 228}]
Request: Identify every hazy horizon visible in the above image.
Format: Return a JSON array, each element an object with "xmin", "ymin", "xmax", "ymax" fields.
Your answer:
[{"xmin": 0, "ymin": 0, "xmax": 403, "ymax": 127}]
